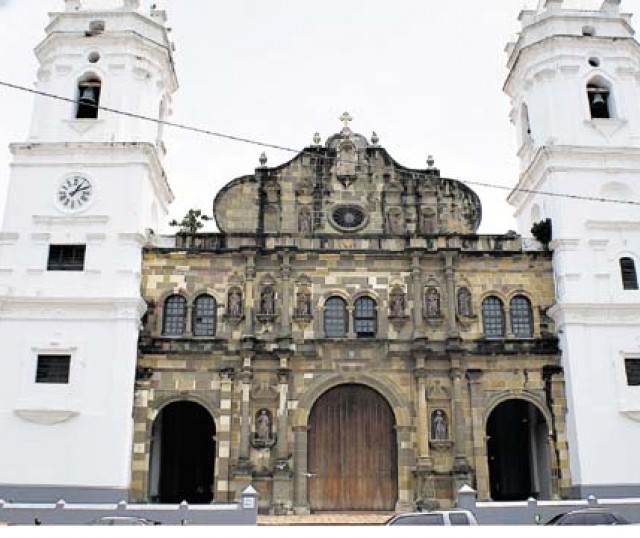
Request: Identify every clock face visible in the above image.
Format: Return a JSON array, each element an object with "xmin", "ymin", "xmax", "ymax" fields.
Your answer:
[{"xmin": 56, "ymin": 176, "xmax": 94, "ymax": 212}]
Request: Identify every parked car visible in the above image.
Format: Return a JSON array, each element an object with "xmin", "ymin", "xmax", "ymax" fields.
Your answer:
[
  {"xmin": 545, "ymin": 508, "xmax": 630, "ymax": 526},
  {"xmin": 87, "ymin": 516, "xmax": 161, "ymax": 526},
  {"xmin": 385, "ymin": 510, "xmax": 478, "ymax": 526}
]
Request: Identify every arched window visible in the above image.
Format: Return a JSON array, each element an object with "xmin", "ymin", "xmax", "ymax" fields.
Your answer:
[
  {"xmin": 193, "ymin": 294, "xmax": 216, "ymax": 336},
  {"xmin": 510, "ymin": 296, "xmax": 533, "ymax": 338},
  {"xmin": 324, "ymin": 297, "xmax": 348, "ymax": 338},
  {"xmin": 354, "ymin": 296, "xmax": 377, "ymax": 338},
  {"xmin": 163, "ymin": 295, "xmax": 186, "ymax": 336},
  {"xmin": 587, "ymin": 79, "xmax": 612, "ymax": 119},
  {"xmin": 483, "ymin": 297, "xmax": 505, "ymax": 338},
  {"xmin": 76, "ymin": 74, "xmax": 101, "ymax": 119},
  {"xmin": 620, "ymin": 257, "xmax": 639, "ymax": 290}
]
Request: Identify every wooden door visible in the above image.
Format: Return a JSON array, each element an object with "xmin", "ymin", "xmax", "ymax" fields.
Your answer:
[{"xmin": 308, "ymin": 384, "xmax": 398, "ymax": 511}]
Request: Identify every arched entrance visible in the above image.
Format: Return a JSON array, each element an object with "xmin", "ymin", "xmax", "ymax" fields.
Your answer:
[
  {"xmin": 148, "ymin": 401, "xmax": 215, "ymax": 504},
  {"xmin": 308, "ymin": 384, "xmax": 398, "ymax": 511},
  {"xmin": 486, "ymin": 399, "xmax": 551, "ymax": 501}
]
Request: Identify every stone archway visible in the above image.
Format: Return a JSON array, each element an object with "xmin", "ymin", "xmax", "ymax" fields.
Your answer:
[
  {"xmin": 148, "ymin": 401, "xmax": 216, "ymax": 504},
  {"xmin": 486, "ymin": 399, "xmax": 551, "ymax": 501},
  {"xmin": 308, "ymin": 384, "xmax": 398, "ymax": 511}
]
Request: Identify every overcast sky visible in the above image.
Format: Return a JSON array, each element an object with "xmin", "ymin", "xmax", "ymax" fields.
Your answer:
[{"xmin": 2, "ymin": 0, "xmax": 640, "ymax": 234}]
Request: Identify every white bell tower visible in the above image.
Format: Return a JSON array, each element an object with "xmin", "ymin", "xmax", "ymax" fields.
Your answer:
[
  {"xmin": 507, "ymin": 0, "xmax": 640, "ymax": 497},
  {"xmin": 0, "ymin": 0, "xmax": 176, "ymax": 501}
]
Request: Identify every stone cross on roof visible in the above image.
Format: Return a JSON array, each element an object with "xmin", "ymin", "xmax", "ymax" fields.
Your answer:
[{"xmin": 339, "ymin": 111, "xmax": 353, "ymax": 129}]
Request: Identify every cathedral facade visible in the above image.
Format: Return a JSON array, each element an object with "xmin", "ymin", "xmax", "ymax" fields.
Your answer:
[{"xmin": 132, "ymin": 122, "xmax": 568, "ymax": 511}]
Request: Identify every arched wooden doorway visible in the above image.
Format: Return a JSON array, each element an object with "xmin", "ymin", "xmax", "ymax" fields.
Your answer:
[
  {"xmin": 487, "ymin": 399, "xmax": 551, "ymax": 501},
  {"xmin": 148, "ymin": 401, "xmax": 215, "ymax": 504},
  {"xmin": 308, "ymin": 384, "xmax": 398, "ymax": 511}
]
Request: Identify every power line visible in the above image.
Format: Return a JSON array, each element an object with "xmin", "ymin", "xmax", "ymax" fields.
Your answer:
[{"xmin": 2, "ymin": 78, "xmax": 640, "ymax": 208}]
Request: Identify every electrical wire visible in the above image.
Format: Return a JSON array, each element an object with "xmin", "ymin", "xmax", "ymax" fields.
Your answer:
[{"xmin": 2, "ymin": 78, "xmax": 640, "ymax": 207}]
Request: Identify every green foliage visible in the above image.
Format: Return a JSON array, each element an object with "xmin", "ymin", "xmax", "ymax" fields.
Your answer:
[{"xmin": 169, "ymin": 209, "xmax": 212, "ymax": 234}]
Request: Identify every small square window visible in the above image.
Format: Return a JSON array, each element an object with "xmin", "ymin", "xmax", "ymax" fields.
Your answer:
[
  {"xmin": 36, "ymin": 355, "xmax": 71, "ymax": 384},
  {"xmin": 47, "ymin": 245, "xmax": 86, "ymax": 271},
  {"xmin": 625, "ymin": 359, "xmax": 640, "ymax": 386}
]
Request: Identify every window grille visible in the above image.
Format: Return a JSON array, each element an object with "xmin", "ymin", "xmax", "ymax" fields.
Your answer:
[
  {"xmin": 324, "ymin": 297, "xmax": 347, "ymax": 338},
  {"xmin": 483, "ymin": 297, "xmax": 505, "ymax": 338},
  {"xmin": 193, "ymin": 294, "xmax": 216, "ymax": 337},
  {"xmin": 163, "ymin": 295, "xmax": 187, "ymax": 336},
  {"xmin": 510, "ymin": 296, "xmax": 533, "ymax": 338},
  {"xmin": 625, "ymin": 359, "xmax": 640, "ymax": 386},
  {"xmin": 354, "ymin": 297, "xmax": 377, "ymax": 338},
  {"xmin": 36, "ymin": 355, "xmax": 71, "ymax": 384},
  {"xmin": 621, "ymin": 258, "xmax": 639, "ymax": 290},
  {"xmin": 47, "ymin": 244, "xmax": 86, "ymax": 271}
]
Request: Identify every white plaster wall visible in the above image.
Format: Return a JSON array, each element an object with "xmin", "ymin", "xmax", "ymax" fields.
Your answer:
[
  {"xmin": 555, "ymin": 319, "xmax": 640, "ymax": 487},
  {"xmin": 0, "ymin": 313, "xmax": 140, "ymax": 488}
]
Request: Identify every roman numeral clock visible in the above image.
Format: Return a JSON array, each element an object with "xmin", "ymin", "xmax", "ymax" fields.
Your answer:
[{"xmin": 55, "ymin": 175, "xmax": 94, "ymax": 212}]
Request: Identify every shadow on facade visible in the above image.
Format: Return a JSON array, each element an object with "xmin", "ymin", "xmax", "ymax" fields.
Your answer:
[
  {"xmin": 487, "ymin": 399, "xmax": 551, "ymax": 501},
  {"xmin": 148, "ymin": 401, "xmax": 216, "ymax": 504}
]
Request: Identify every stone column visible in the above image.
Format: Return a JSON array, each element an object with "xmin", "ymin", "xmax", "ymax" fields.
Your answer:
[
  {"xmin": 467, "ymin": 369, "xmax": 489, "ymax": 499},
  {"xmin": 411, "ymin": 254, "xmax": 424, "ymax": 339},
  {"xmin": 237, "ymin": 354, "xmax": 254, "ymax": 471},
  {"xmin": 272, "ymin": 355, "xmax": 293, "ymax": 514},
  {"xmin": 217, "ymin": 368, "xmax": 235, "ymax": 502},
  {"xmin": 292, "ymin": 425, "xmax": 310, "ymax": 514},
  {"xmin": 395, "ymin": 424, "xmax": 415, "ymax": 512},
  {"xmin": 413, "ymin": 358, "xmax": 437, "ymax": 510},
  {"xmin": 544, "ymin": 365, "xmax": 568, "ymax": 499},
  {"xmin": 346, "ymin": 305, "xmax": 356, "ymax": 339},
  {"xmin": 185, "ymin": 303, "xmax": 193, "ymax": 337},
  {"xmin": 505, "ymin": 305, "xmax": 514, "ymax": 339},
  {"xmin": 243, "ymin": 252, "xmax": 256, "ymax": 338},
  {"xmin": 450, "ymin": 363, "xmax": 471, "ymax": 490},
  {"xmin": 279, "ymin": 252, "xmax": 292, "ymax": 340},
  {"xmin": 275, "ymin": 358, "xmax": 292, "ymax": 462},
  {"xmin": 414, "ymin": 360, "xmax": 431, "ymax": 462},
  {"xmin": 444, "ymin": 252, "xmax": 460, "ymax": 340}
]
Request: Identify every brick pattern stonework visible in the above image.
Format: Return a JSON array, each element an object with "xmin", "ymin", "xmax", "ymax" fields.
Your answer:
[{"xmin": 131, "ymin": 128, "xmax": 570, "ymax": 512}]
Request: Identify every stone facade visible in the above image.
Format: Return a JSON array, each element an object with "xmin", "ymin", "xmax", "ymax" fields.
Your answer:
[{"xmin": 131, "ymin": 124, "xmax": 570, "ymax": 512}]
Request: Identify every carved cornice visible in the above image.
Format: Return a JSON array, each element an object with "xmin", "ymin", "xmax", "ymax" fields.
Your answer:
[{"xmin": 549, "ymin": 303, "xmax": 640, "ymax": 325}]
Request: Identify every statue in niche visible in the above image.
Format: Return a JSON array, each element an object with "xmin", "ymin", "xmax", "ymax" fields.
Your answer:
[
  {"xmin": 296, "ymin": 288, "xmax": 312, "ymax": 317},
  {"xmin": 260, "ymin": 286, "xmax": 275, "ymax": 316},
  {"xmin": 298, "ymin": 207, "xmax": 312, "ymax": 234},
  {"xmin": 420, "ymin": 208, "xmax": 436, "ymax": 234},
  {"xmin": 425, "ymin": 287, "xmax": 441, "ymax": 319},
  {"xmin": 457, "ymin": 287, "xmax": 473, "ymax": 317},
  {"xmin": 431, "ymin": 410, "xmax": 448, "ymax": 441},
  {"xmin": 387, "ymin": 209, "xmax": 404, "ymax": 234},
  {"xmin": 389, "ymin": 287, "xmax": 406, "ymax": 317},
  {"xmin": 228, "ymin": 288, "xmax": 243, "ymax": 317},
  {"xmin": 337, "ymin": 142, "xmax": 357, "ymax": 178},
  {"xmin": 256, "ymin": 409, "xmax": 272, "ymax": 440}
]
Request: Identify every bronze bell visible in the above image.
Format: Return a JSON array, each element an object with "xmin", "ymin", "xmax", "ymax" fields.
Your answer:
[{"xmin": 79, "ymin": 86, "xmax": 97, "ymax": 106}]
